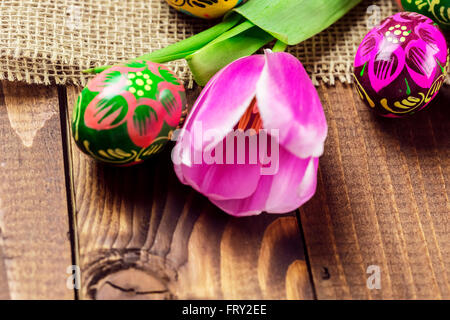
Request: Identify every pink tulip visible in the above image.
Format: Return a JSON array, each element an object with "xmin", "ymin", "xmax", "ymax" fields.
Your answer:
[{"xmin": 173, "ymin": 50, "xmax": 327, "ymax": 216}]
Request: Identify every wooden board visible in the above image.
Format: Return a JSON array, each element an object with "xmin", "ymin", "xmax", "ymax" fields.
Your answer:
[
  {"xmin": 0, "ymin": 81, "xmax": 74, "ymax": 299},
  {"xmin": 65, "ymin": 86, "xmax": 314, "ymax": 300},
  {"xmin": 2, "ymin": 78, "xmax": 447, "ymax": 300},
  {"xmin": 299, "ymin": 82, "xmax": 450, "ymax": 299},
  {"xmin": 0, "ymin": 78, "xmax": 447, "ymax": 300},
  {"xmin": 0, "ymin": 239, "xmax": 10, "ymax": 299}
]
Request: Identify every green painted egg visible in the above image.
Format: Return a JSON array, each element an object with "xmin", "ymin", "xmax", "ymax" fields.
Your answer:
[
  {"xmin": 72, "ymin": 61, "xmax": 187, "ymax": 166},
  {"xmin": 398, "ymin": 0, "xmax": 450, "ymax": 30}
]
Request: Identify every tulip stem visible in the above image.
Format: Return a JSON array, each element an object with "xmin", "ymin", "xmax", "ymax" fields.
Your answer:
[
  {"xmin": 206, "ymin": 20, "xmax": 255, "ymax": 46},
  {"xmin": 83, "ymin": 13, "xmax": 244, "ymax": 74},
  {"xmin": 272, "ymin": 40, "xmax": 288, "ymax": 53},
  {"xmin": 186, "ymin": 24, "xmax": 274, "ymax": 86}
]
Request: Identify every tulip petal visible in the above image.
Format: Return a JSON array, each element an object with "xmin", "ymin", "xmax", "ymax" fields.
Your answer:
[
  {"xmin": 256, "ymin": 50, "xmax": 327, "ymax": 159},
  {"xmin": 265, "ymin": 151, "xmax": 318, "ymax": 213},
  {"xmin": 177, "ymin": 66, "xmax": 220, "ymax": 137},
  {"xmin": 186, "ymin": 54, "xmax": 265, "ymax": 152},
  {"xmin": 174, "ymin": 117, "xmax": 263, "ymax": 201},
  {"xmin": 176, "ymin": 162, "xmax": 262, "ymax": 201},
  {"xmin": 211, "ymin": 147, "xmax": 318, "ymax": 216},
  {"xmin": 210, "ymin": 173, "xmax": 273, "ymax": 216}
]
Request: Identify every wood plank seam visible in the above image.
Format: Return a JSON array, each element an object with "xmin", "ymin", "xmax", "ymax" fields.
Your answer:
[
  {"xmin": 295, "ymin": 210, "xmax": 318, "ymax": 299},
  {"xmin": 57, "ymin": 85, "xmax": 81, "ymax": 300},
  {"xmin": 0, "ymin": 81, "xmax": 74, "ymax": 299}
]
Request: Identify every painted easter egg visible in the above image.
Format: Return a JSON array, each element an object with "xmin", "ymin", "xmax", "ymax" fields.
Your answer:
[
  {"xmin": 353, "ymin": 12, "xmax": 448, "ymax": 117},
  {"xmin": 72, "ymin": 61, "xmax": 187, "ymax": 166},
  {"xmin": 396, "ymin": 0, "xmax": 450, "ymax": 30},
  {"xmin": 166, "ymin": 0, "xmax": 245, "ymax": 19}
]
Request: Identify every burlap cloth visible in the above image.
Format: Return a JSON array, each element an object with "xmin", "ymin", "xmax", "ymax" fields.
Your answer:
[{"xmin": 0, "ymin": 0, "xmax": 447, "ymax": 87}]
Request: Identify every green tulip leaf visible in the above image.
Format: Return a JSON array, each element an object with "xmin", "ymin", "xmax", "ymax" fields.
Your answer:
[
  {"xmin": 186, "ymin": 24, "xmax": 274, "ymax": 86},
  {"xmin": 233, "ymin": 0, "xmax": 362, "ymax": 45}
]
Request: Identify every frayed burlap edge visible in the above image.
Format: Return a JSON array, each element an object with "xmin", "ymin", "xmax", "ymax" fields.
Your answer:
[{"xmin": 0, "ymin": 0, "xmax": 448, "ymax": 88}]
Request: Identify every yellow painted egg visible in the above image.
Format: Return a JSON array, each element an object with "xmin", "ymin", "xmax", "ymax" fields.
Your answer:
[{"xmin": 166, "ymin": 0, "xmax": 245, "ymax": 19}]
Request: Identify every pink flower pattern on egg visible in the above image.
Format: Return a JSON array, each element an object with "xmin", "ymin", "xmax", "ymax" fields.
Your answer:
[{"xmin": 353, "ymin": 12, "xmax": 448, "ymax": 117}]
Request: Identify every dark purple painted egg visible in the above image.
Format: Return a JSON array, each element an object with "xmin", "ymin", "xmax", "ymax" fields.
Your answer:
[{"xmin": 353, "ymin": 12, "xmax": 448, "ymax": 117}]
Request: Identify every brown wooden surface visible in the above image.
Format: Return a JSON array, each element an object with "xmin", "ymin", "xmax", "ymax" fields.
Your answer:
[
  {"xmin": 0, "ymin": 79, "xmax": 448, "ymax": 299},
  {"xmin": 0, "ymin": 81, "xmax": 74, "ymax": 299},
  {"xmin": 65, "ymin": 86, "xmax": 314, "ymax": 300},
  {"xmin": 300, "ymin": 83, "xmax": 450, "ymax": 299}
]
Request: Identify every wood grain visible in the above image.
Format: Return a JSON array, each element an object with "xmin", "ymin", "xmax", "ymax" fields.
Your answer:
[
  {"xmin": 0, "ymin": 239, "xmax": 10, "ymax": 299},
  {"xmin": 299, "ymin": 82, "xmax": 450, "ymax": 299},
  {"xmin": 0, "ymin": 81, "xmax": 74, "ymax": 299},
  {"xmin": 2, "ymin": 78, "xmax": 446, "ymax": 300},
  {"xmin": 65, "ymin": 86, "xmax": 314, "ymax": 300}
]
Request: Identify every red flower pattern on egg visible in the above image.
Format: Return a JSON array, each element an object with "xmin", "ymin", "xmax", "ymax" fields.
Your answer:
[{"xmin": 84, "ymin": 61, "xmax": 184, "ymax": 148}]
